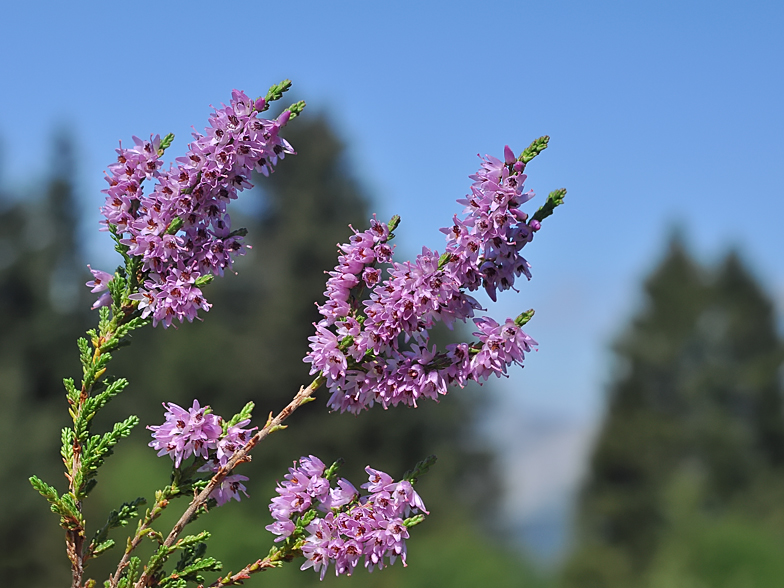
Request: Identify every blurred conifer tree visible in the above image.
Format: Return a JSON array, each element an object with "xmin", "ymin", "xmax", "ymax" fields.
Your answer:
[
  {"xmin": 0, "ymin": 130, "xmax": 92, "ymax": 586},
  {"xmin": 561, "ymin": 236, "xmax": 784, "ymax": 588}
]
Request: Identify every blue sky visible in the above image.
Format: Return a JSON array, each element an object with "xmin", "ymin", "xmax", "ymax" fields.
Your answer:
[{"xmin": 2, "ymin": 0, "xmax": 782, "ymax": 423}]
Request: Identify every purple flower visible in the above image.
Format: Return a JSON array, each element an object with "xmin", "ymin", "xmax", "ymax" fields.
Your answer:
[
  {"xmin": 362, "ymin": 467, "xmax": 394, "ymax": 493},
  {"xmin": 215, "ymin": 419, "xmax": 256, "ymax": 466},
  {"xmin": 85, "ymin": 265, "xmax": 113, "ymax": 293},
  {"xmin": 210, "ymin": 474, "xmax": 249, "ymax": 506},
  {"xmin": 147, "ymin": 400, "xmax": 222, "ymax": 467},
  {"xmin": 321, "ymin": 478, "xmax": 358, "ymax": 510},
  {"xmin": 299, "ymin": 455, "xmax": 327, "ymax": 477},
  {"xmin": 93, "ymin": 89, "xmax": 296, "ymax": 326},
  {"xmin": 86, "ymin": 265, "xmax": 114, "ymax": 309},
  {"xmin": 270, "ymin": 457, "xmax": 428, "ymax": 579},
  {"xmin": 265, "ymin": 518, "xmax": 296, "ymax": 541},
  {"xmin": 305, "ymin": 145, "xmax": 542, "ymax": 413}
]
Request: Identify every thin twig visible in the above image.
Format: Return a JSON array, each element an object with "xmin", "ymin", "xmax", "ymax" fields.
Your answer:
[
  {"xmin": 131, "ymin": 375, "xmax": 325, "ymax": 588},
  {"xmin": 203, "ymin": 553, "xmax": 285, "ymax": 587},
  {"xmin": 108, "ymin": 490, "xmax": 172, "ymax": 588}
]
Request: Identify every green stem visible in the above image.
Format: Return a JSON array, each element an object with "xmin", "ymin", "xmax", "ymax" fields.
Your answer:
[
  {"xmin": 66, "ymin": 302, "xmax": 143, "ymax": 588},
  {"xmin": 108, "ymin": 487, "xmax": 178, "ymax": 588}
]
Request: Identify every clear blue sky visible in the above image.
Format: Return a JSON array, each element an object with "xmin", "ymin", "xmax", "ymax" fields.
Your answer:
[{"xmin": 2, "ymin": 0, "xmax": 782, "ymax": 421}]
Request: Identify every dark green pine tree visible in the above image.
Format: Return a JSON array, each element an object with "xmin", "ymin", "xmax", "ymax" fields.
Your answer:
[
  {"xmin": 561, "ymin": 236, "xmax": 784, "ymax": 588},
  {"xmin": 0, "ymin": 131, "xmax": 92, "ymax": 587}
]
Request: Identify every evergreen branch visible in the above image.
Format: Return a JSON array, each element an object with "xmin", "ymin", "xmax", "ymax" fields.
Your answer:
[
  {"xmin": 169, "ymin": 556, "xmax": 221, "ymax": 582},
  {"xmin": 145, "ymin": 545, "xmax": 174, "ymax": 583},
  {"xmin": 61, "ymin": 427, "xmax": 75, "ymax": 466},
  {"xmin": 83, "ymin": 379, "xmax": 130, "ymax": 422},
  {"xmin": 29, "ymin": 476, "xmax": 84, "ymax": 530},
  {"xmin": 402, "ymin": 454, "xmax": 438, "ymax": 485},
  {"xmin": 158, "ymin": 133, "xmax": 175, "ymax": 156},
  {"xmin": 100, "ymin": 317, "xmax": 150, "ymax": 354},
  {"xmin": 108, "ymin": 485, "xmax": 183, "ymax": 588},
  {"xmin": 90, "ymin": 539, "xmax": 115, "ymax": 557},
  {"xmin": 64, "ymin": 378, "xmax": 79, "ymax": 404},
  {"xmin": 283, "ymin": 100, "xmax": 306, "ymax": 120},
  {"xmin": 108, "ymin": 224, "xmax": 131, "ymax": 263},
  {"xmin": 80, "ymin": 416, "xmax": 139, "ymax": 493},
  {"xmin": 264, "ymin": 80, "xmax": 292, "ymax": 106},
  {"xmin": 403, "ymin": 513, "xmax": 426, "ymax": 528},
  {"xmin": 518, "ymin": 135, "xmax": 550, "ymax": 164},
  {"xmin": 99, "ymin": 306, "xmax": 113, "ymax": 334},
  {"xmin": 110, "ymin": 556, "xmax": 142, "ymax": 588},
  {"xmin": 531, "ymin": 188, "xmax": 567, "ymax": 224},
  {"xmin": 87, "ymin": 498, "xmax": 146, "ymax": 561},
  {"xmin": 78, "ymin": 338, "xmax": 91, "ymax": 371},
  {"xmin": 159, "ymin": 550, "xmax": 222, "ymax": 588},
  {"xmin": 142, "ymin": 533, "xmax": 213, "ymax": 587},
  {"xmin": 174, "ymin": 541, "xmax": 208, "ymax": 571},
  {"xmin": 225, "ymin": 401, "xmax": 254, "ymax": 431},
  {"xmin": 65, "ymin": 291, "xmax": 151, "ymax": 587},
  {"xmin": 174, "ymin": 531, "xmax": 211, "ymax": 550}
]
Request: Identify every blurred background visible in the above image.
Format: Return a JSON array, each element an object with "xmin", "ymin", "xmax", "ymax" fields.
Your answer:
[{"xmin": 1, "ymin": 1, "xmax": 783, "ymax": 587}]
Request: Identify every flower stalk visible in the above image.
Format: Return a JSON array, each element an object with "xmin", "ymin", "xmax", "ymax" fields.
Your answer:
[{"xmin": 130, "ymin": 375, "xmax": 325, "ymax": 588}]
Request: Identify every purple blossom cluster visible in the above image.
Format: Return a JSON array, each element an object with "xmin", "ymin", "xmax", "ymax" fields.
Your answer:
[
  {"xmin": 266, "ymin": 456, "xmax": 427, "ymax": 579},
  {"xmin": 148, "ymin": 400, "xmax": 256, "ymax": 505},
  {"xmin": 90, "ymin": 89, "xmax": 295, "ymax": 327},
  {"xmin": 305, "ymin": 147, "xmax": 540, "ymax": 413}
]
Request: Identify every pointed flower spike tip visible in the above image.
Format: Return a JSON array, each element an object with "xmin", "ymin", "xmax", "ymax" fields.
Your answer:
[{"xmin": 514, "ymin": 309, "xmax": 535, "ymax": 327}]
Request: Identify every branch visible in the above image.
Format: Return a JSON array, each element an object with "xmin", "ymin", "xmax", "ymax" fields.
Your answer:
[
  {"xmin": 132, "ymin": 375, "xmax": 325, "ymax": 588},
  {"xmin": 203, "ymin": 554, "xmax": 285, "ymax": 587},
  {"xmin": 108, "ymin": 488, "xmax": 176, "ymax": 588}
]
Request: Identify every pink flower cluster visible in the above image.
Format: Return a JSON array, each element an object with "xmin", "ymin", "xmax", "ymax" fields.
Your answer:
[
  {"xmin": 266, "ymin": 456, "xmax": 427, "ymax": 579},
  {"xmin": 92, "ymin": 89, "xmax": 294, "ymax": 327},
  {"xmin": 147, "ymin": 400, "xmax": 256, "ymax": 505},
  {"xmin": 305, "ymin": 147, "xmax": 540, "ymax": 413}
]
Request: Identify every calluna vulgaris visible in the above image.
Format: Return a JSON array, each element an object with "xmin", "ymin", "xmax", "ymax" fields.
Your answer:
[{"xmin": 28, "ymin": 80, "xmax": 566, "ymax": 588}]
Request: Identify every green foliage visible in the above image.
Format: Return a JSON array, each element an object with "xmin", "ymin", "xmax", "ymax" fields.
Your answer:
[
  {"xmin": 64, "ymin": 376, "xmax": 79, "ymax": 403},
  {"xmin": 403, "ymin": 454, "xmax": 438, "ymax": 484},
  {"xmin": 519, "ymin": 135, "xmax": 550, "ymax": 164},
  {"xmin": 144, "ymin": 531, "xmax": 220, "ymax": 586},
  {"xmin": 158, "ymin": 133, "xmax": 175, "ymax": 155},
  {"xmin": 284, "ymin": 100, "xmax": 307, "ymax": 120},
  {"xmin": 85, "ymin": 378, "xmax": 130, "ymax": 421},
  {"xmin": 102, "ymin": 318, "xmax": 150, "ymax": 353},
  {"xmin": 108, "ymin": 556, "xmax": 141, "ymax": 588},
  {"xmin": 89, "ymin": 497, "xmax": 146, "ymax": 559},
  {"xmin": 531, "ymin": 188, "xmax": 567, "ymax": 225},
  {"xmin": 562, "ymin": 236, "xmax": 784, "ymax": 588},
  {"xmin": 225, "ymin": 401, "xmax": 255, "ymax": 431},
  {"xmin": 263, "ymin": 80, "xmax": 293, "ymax": 108},
  {"xmin": 79, "ymin": 416, "xmax": 140, "ymax": 497},
  {"xmin": 514, "ymin": 309, "xmax": 535, "ymax": 327},
  {"xmin": 29, "ymin": 475, "xmax": 83, "ymax": 530}
]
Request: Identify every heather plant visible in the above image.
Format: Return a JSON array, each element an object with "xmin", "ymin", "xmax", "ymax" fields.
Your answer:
[{"xmin": 28, "ymin": 79, "xmax": 566, "ymax": 588}]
